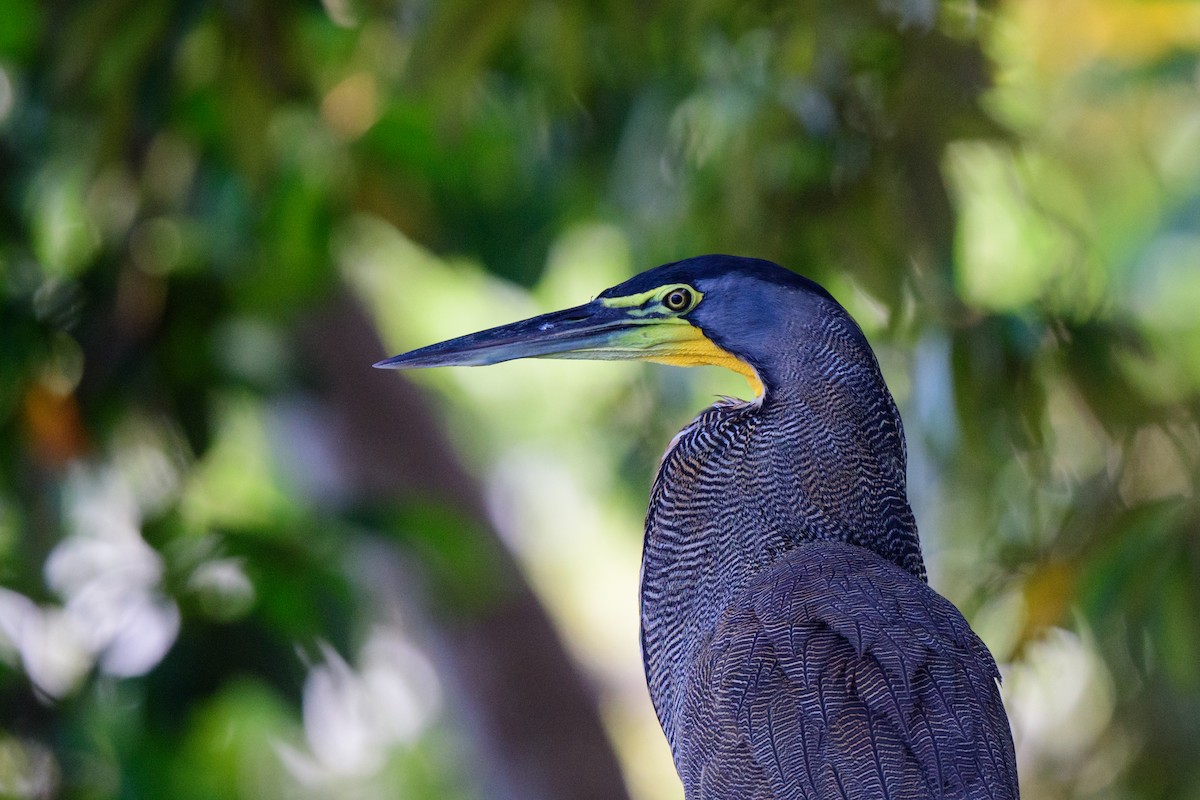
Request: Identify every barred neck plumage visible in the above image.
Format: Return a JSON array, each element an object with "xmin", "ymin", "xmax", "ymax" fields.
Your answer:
[{"xmin": 769, "ymin": 308, "xmax": 921, "ymax": 577}]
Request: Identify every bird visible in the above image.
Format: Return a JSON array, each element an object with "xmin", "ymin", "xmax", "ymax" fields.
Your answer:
[{"xmin": 375, "ymin": 255, "xmax": 1019, "ymax": 800}]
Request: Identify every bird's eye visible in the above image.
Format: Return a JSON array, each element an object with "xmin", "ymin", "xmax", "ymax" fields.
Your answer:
[{"xmin": 663, "ymin": 287, "xmax": 693, "ymax": 312}]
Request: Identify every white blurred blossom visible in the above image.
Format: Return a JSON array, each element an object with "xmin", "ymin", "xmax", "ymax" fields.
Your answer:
[
  {"xmin": 0, "ymin": 465, "xmax": 180, "ymax": 697},
  {"xmin": 278, "ymin": 626, "xmax": 441, "ymax": 788}
]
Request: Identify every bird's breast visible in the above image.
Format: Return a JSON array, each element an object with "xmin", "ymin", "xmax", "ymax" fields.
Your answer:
[{"xmin": 640, "ymin": 400, "xmax": 787, "ymax": 740}]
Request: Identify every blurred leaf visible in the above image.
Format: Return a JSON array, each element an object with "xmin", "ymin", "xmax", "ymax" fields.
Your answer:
[{"xmin": 0, "ymin": 0, "xmax": 41, "ymax": 62}]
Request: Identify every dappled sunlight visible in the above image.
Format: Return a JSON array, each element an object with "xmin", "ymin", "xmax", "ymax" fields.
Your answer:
[
  {"xmin": 1005, "ymin": 627, "xmax": 1127, "ymax": 797},
  {"xmin": 0, "ymin": 735, "xmax": 58, "ymax": 799},
  {"xmin": 321, "ymin": 72, "xmax": 380, "ymax": 141},
  {"xmin": 183, "ymin": 394, "xmax": 300, "ymax": 530},
  {"xmin": 0, "ymin": 66, "xmax": 13, "ymax": 127},
  {"xmin": 484, "ymin": 446, "xmax": 681, "ymax": 799},
  {"xmin": 946, "ymin": 141, "xmax": 1082, "ymax": 313},
  {"xmin": 485, "ymin": 446, "xmax": 642, "ymax": 671},
  {"xmin": 1009, "ymin": 0, "xmax": 1200, "ymax": 75},
  {"xmin": 338, "ymin": 214, "xmax": 536, "ymax": 356}
]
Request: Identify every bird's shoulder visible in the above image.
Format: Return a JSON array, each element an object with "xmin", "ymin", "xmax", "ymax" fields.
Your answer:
[{"xmin": 675, "ymin": 542, "xmax": 1018, "ymax": 800}]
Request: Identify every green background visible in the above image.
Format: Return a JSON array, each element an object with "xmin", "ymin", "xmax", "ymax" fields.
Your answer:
[{"xmin": 2, "ymin": 0, "xmax": 1199, "ymax": 798}]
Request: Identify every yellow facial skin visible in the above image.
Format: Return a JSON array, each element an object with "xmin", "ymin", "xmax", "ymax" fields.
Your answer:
[
  {"xmin": 600, "ymin": 285, "xmax": 765, "ymax": 397},
  {"xmin": 645, "ymin": 328, "xmax": 765, "ymax": 397}
]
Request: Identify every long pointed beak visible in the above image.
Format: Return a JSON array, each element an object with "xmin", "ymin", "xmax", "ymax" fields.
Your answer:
[{"xmin": 373, "ymin": 300, "xmax": 691, "ymax": 370}]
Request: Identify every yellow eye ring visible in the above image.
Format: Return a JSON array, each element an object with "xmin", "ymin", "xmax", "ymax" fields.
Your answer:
[{"xmin": 664, "ymin": 287, "xmax": 693, "ymax": 312}]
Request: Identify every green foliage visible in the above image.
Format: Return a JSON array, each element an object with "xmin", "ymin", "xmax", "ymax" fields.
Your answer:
[{"xmin": 1, "ymin": 0, "xmax": 1199, "ymax": 798}]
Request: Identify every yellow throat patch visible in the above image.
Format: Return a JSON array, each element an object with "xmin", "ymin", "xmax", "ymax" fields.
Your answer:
[{"xmin": 647, "ymin": 326, "xmax": 765, "ymax": 397}]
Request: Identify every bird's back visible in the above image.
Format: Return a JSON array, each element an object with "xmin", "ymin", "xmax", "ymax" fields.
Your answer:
[{"xmin": 673, "ymin": 542, "xmax": 1018, "ymax": 800}]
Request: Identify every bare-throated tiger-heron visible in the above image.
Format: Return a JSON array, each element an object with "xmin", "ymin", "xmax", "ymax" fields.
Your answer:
[{"xmin": 376, "ymin": 255, "xmax": 1019, "ymax": 800}]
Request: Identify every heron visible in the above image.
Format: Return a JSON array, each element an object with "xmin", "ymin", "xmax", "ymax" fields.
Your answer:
[{"xmin": 375, "ymin": 255, "xmax": 1019, "ymax": 799}]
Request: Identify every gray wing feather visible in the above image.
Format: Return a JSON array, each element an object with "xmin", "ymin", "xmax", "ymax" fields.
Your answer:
[{"xmin": 675, "ymin": 543, "xmax": 1019, "ymax": 800}]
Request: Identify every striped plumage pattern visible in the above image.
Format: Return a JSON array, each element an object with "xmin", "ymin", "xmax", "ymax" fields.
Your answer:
[
  {"xmin": 638, "ymin": 262, "xmax": 1018, "ymax": 799},
  {"xmin": 672, "ymin": 545, "xmax": 1017, "ymax": 799}
]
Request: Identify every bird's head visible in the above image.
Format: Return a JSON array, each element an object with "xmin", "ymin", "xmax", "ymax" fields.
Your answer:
[{"xmin": 374, "ymin": 254, "xmax": 856, "ymax": 399}]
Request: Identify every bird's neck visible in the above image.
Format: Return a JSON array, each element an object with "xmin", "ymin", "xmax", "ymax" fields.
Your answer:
[
  {"xmin": 748, "ymin": 314, "xmax": 925, "ymax": 581},
  {"xmin": 757, "ymin": 382, "xmax": 924, "ymax": 580}
]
